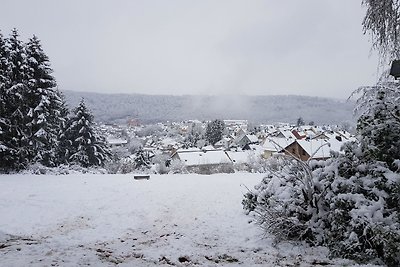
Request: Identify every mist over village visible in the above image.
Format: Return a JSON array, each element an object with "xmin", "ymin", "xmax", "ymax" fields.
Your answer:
[{"xmin": 1, "ymin": 1, "xmax": 400, "ymax": 266}]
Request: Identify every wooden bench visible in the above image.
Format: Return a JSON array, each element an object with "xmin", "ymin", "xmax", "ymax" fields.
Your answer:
[{"xmin": 134, "ymin": 175, "xmax": 150, "ymax": 180}]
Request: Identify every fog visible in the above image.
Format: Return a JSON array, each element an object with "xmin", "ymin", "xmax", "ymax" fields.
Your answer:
[{"xmin": 1, "ymin": 0, "xmax": 379, "ymax": 99}]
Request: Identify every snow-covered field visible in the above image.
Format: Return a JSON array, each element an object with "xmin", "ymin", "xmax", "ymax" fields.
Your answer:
[{"xmin": 0, "ymin": 173, "xmax": 377, "ymax": 266}]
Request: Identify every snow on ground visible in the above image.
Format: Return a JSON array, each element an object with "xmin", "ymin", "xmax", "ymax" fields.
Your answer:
[{"xmin": 0, "ymin": 173, "xmax": 379, "ymax": 266}]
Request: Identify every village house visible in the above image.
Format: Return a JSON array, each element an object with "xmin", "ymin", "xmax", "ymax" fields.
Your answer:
[
  {"xmin": 235, "ymin": 134, "xmax": 259, "ymax": 149},
  {"xmin": 282, "ymin": 139, "xmax": 332, "ymax": 161},
  {"xmin": 171, "ymin": 148, "xmax": 234, "ymax": 174},
  {"xmin": 262, "ymin": 137, "xmax": 294, "ymax": 159},
  {"xmin": 272, "ymin": 129, "xmax": 296, "ymax": 139},
  {"xmin": 106, "ymin": 137, "xmax": 128, "ymax": 148},
  {"xmin": 214, "ymin": 137, "xmax": 232, "ymax": 149}
]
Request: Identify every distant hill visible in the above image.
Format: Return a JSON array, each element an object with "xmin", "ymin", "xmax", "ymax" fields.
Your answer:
[{"xmin": 62, "ymin": 90, "xmax": 356, "ymax": 125}]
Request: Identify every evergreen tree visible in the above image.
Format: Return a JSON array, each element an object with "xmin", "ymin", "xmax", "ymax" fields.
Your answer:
[
  {"xmin": 65, "ymin": 99, "xmax": 110, "ymax": 167},
  {"xmin": 24, "ymin": 35, "xmax": 65, "ymax": 166},
  {"xmin": 134, "ymin": 148, "xmax": 154, "ymax": 169},
  {"xmin": 183, "ymin": 122, "xmax": 202, "ymax": 148},
  {"xmin": 0, "ymin": 31, "xmax": 9, "ymax": 87},
  {"xmin": 205, "ymin": 119, "xmax": 225, "ymax": 145},
  {"xmin": 57, "ymin": 92, "xmax": 71, "ymax": 164},
  {"xmin": 1, "ymin": 28, "xmax": 30, "ymax": 170},
  {"xmin": 0, "ymin": 31, "xmax": 13, "ymax": 171},
  {"xmin": 355, "ymin": 84, "xmax": 400, "ymax": 169},
  {"xmin": 296, "ymin": 117, "xmax": 305, "ymax": 126},
  {"xmin": 0, "ymin": 29, "xmax": 69, "ymax": 171}
]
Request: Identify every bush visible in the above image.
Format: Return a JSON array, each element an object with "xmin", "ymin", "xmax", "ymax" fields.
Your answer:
[
  {"xmin": 168, "ymin": 159, "xmax": 187, "ymax": 174},
  {"xmin": 244, "ymin": 151, "xmax": 400, "ymax": 266},
  {"xmin": 317, "ymin": 144, "xmax": 400, "ymax": 266},
  {"xmin": 116, "ymin": 156, "xmax": 137, "ymax": 174},
  {"xmin": 244, "ymin": 155, "xmax": 324, "ymax": 244},
  {"xmin": 152, "ymin": 154, "xmax": 170, "ymax": 174}
]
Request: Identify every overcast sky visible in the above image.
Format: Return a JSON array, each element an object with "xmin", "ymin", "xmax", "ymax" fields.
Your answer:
[{"xmin": 1, "ymin": 0, "xmax": 381, "ymax": 98}]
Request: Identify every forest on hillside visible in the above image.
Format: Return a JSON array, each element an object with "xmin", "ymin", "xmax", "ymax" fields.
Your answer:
[{"xmin": 64, "ymin": 90, "xmax": 355, "ymax": 125}]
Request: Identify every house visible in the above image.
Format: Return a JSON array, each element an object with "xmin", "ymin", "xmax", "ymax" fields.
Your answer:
[
  {"xmin": 262, "ymin": 137, "xmax": 294, "ymax": 159},
  {"xmin": 159, "ymin": 137, "xmax": 180, "ymax": 152},
  {"xmin": 272, "ymin": 129, "xmax": 296, "ymax": 139},
  {"xmin": 214, "ymin": 137, "xmax": 232, "ymax": 149},
  {"xmin": 290, "ymin": 126, "xmax": 319, "ymax": 140},
  {"xmin": 225, "ymin": 150, "xmax": 261, "ymax": 170},
  {"xmin": 224, "ymin": 120, "xmax": 248, "ymax": 128},
  {"xmin": 236, "ymin": 134, "xmax": 259, "ymax": 149},
  {"xmin": 106, "ymin": 137, "xmax": 128, "ymax": 148},
  {"xmin": 281, "ymin": 139, "xmax": 331, "ymax": 161},
  {"xmin": 225, "ymin": 150, "xmax": 250, "ymax": 165},
  {"xmin": 291, "ymin": 129, "xmax": 307, "ymax": 139},
  {"xmin": 127, "ymin": 117, "xmax": 140, "ymax": 127},
  {"xmin": 171, "ymin": 148, "xmax": 234, "ymax": 174}
]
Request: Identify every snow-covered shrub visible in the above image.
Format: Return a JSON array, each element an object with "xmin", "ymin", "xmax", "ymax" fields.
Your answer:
[
  {"xmin": 233, "ymin": 162, "xmax": 249, "ymax": 172},
  {"xmin": 246, "ymin": 148, "xmax": 400, "ymax": 266},
  {"xmin": 152, "ymin": 154, "xmax": 170, "ymax": 174},
  {"xmin": 127, "ymin": 138, "xmax": 144, "ymax": 154},
  {"xmin": 315, "ymin": 143, "xmax": 400, "ymax": 266},
  {"xmin": 104, "ymin": 160, "xmax": 120, "ymax": 174},
  {"xmin": 136, "ymin": 125, "xmax": 164, "ymax": 137},
  {"xmin": 244, "ymin": 155, "xmax": 324, "ymax": 244},
  {"xmin": 23, "ymin": 163, "xmax": 107, "ymax": 175},
  {"xmin": 246, "ymin": 152, "xmax": 269, "ymax": 173},
  {"xmin": 241, "ymin": 191, "xmax": 258, "ymax": 214},
  {"xmin": 116, "ymin": 156, "xmax": 136, "ymax": 174},
  {"xmin": 168, "ymin": 159, "xmax": 187, "ymax": 174},
  {"xmin": 25, "ymin": 163, "xmax": 50, "ymax": 175},
  {"xmin": 189, "ymin": 164, "xmax": 234, "ymax": 175}
]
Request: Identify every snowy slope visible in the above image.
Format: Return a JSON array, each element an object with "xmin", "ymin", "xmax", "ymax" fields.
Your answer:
[{"xmin": 0, "ymin": 173, "xmax": 378, "ymax": 266}]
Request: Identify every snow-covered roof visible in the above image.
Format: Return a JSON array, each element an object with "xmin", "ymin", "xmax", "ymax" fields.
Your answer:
[
  {"xmin": 247, "ymin": 144, "xmax": 264, "ymax": 156},
  {"xmin": 226, "ymin": 151, "xmax": 251, "ymax": 164},
  {"xmin": 160, "ymin": 137, "xmax": 179, "ymax": 147},
  {"xmin": 214, "ymin": 138, "xmax": 231, "ymax": 146},
  {"xmin": 296, "ymin": 139, "xmax": 331, "ymax": 159},
  {"xmin": 176, "ymin": 150, "xmax": 232, "ymax": 166},
  {"xmin": 106, "ymin": 138, "xmax": 128, "ymax": 145},
  {"xmin": 263, "ymin": 137, "xmax": 294, "ymax": 152},
  {"xmin": 246, "ymin": 135, "xmax": 259, "ymax": 143},
  {"xmin": 278, "ymin": 130, "xmax": 295, "ymax": 139},
  {"xmin": 202, "ymin": 145, "xmax": 216, "ymax": 151}
]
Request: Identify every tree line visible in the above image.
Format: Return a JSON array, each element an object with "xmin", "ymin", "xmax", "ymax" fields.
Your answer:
[{"xmin": 0, "ymin": 29, "xmax": 109, "ymax": 172}]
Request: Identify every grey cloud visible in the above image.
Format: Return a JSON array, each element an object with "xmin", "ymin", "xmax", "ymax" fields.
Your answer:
[{"xmin": 1, "ymin": 0, "xmax": 379, "ymax": 99}]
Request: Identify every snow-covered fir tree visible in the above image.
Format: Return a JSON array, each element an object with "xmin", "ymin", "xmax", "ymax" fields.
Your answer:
[
  {"xmin": 1, "ymin": 29, "xmax": 30, "ymax": 170},
  {"xmin": 64, "ymin": 99, "xmax": 110, "ymax": 167},
  {"xmin": 0, "ymin": 29, "xmax": 71, "ymax": 171},
  {"xmin": 0, "ymin": 30, "xmax": 13, "ymax": 170},
  {"xmin": 24, "ymin": 35, "xmax": 66, "ymax": 166},
  {"xmin": 205, "ymin": 119, "xmax": 225, "ymax": 145},
  {"xmin": 57, "ymin": 92, "xmax": 71, "ymax": 164},
  {"xmin": 134, "ymin": 148, "xmax": 154, "ymax": 170},
  {"xmin": 183, "ymin": 122, "xmax": 203, "ymax": 148}
]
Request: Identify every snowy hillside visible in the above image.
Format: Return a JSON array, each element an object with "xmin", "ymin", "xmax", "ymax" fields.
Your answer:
[
  {"xmin": 0, "ymin": 173, "xmax": 377, "ymax": 266},
  {"xmin": 63, "ymin": 90, "xmax": 355, "ymax": 125}
]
